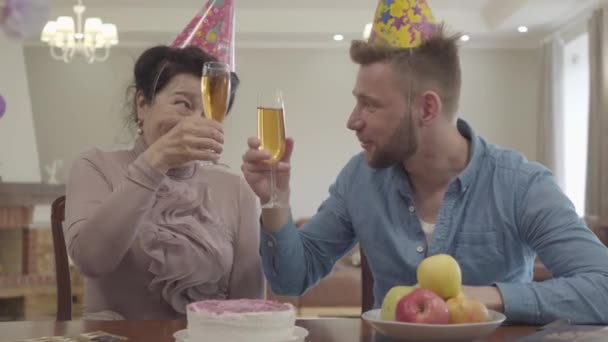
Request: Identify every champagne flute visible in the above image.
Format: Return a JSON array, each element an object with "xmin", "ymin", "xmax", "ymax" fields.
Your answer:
[
  {"xmin": 257, "ymin": 90, "xmax": 287, "ymax": 208},
  {"xmin": 201, "ymin": 61, "xmax": 231, "ymax": 165}
]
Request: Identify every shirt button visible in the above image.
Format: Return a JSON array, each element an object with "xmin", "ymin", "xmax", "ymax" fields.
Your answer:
[
  {"xmin": 267, "ymin": 240, "xmax": 274, "ymax": 248},
  {"xmin": 409, "ymin": 206, "xmax": 415, "ymax": 213},
  {"xmin": 416, "ymin": 246, "xmax": 424, "ymax": 253}
]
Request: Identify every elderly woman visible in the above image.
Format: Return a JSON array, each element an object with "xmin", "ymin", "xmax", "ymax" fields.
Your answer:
[{"xmin": 65, "ymin": 45, "xmax": 263, "ymax": 320}]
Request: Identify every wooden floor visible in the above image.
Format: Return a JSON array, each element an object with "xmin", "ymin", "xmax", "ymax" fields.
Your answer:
[{"xmin": 0, "ymin": 285, "xmax": 83, "ymax": 321}]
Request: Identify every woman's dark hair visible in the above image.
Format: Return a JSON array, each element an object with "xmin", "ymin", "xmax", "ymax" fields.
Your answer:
[{"xmin": 127, "ymin": 45, "xmax": 240, "ymax": 126}]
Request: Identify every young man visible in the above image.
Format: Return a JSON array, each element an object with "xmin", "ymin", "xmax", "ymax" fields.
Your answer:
[{"xmin": 241, "ymin": 1, "xmax": 608, "ymax": 325}]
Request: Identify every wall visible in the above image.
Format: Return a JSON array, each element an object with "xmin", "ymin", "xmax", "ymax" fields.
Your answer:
[
  {"xmin": 459, "ymin": 48, "xmax": 540, "ymax": 160},
  {"xmin": 24, "ymin": 47, "xmax": 141, "ymax": 181},
  {"xmin": 24, "ymin": 46, "xmax": 540, "ymax": 218},
  {"xmin": 0, "ymin": 35, "xmax": 41, "ymax": 183}
]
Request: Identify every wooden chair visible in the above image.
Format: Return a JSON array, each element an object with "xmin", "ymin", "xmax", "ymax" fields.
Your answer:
[
  {"xmin": 360, "ymin": 251, "xmax": 374, "ymax": 313},
  {"xmin": 51, "ymin": 195, "xmax": 72, "ymax": 321}
]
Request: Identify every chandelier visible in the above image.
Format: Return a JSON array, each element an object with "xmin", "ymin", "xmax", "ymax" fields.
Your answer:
[{"xmin": 40, "ymin": 0, "xmax": 118, "ymax": 63}]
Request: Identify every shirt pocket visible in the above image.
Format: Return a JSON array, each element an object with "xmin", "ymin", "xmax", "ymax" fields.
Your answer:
[{"xmin": 452, "ymin": 230, "xmax": 506, "ymax": 285}]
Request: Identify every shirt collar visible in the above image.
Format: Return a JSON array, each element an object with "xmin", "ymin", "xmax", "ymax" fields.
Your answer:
[
  {"xmin": 391, "ymin": 118, "xmax": 485, "ymax": 196},
  {"xmin": 455, "ymin": 118, "xmax": 484, "ymax": 191}
]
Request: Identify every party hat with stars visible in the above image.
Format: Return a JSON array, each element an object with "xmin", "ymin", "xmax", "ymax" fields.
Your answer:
[
  {"xmin": 171, "ymin": 0, "xmax": 235, "ymax": 71},
  {"xmin": 369, "ymin": 0, "xmax": 437, "ymax": 48}
]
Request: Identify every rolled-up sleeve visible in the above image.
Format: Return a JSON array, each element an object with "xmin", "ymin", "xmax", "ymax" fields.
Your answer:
[
  {"xmin": 260, "ymin": 160, "xmax": 358, "ymax": 296},
  {"xmin": 496, "ymin": 166, "xmax": 608, "ymax": 325}
]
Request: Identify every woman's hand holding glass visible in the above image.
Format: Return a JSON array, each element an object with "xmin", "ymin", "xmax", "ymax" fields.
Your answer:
[{"xmin": 143, "ymin": 116, "xmax": 224, "ymax": 174}]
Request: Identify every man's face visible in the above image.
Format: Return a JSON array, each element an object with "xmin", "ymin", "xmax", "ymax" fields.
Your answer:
[{"xmin": 348, "ymin": 62, "xmax": 418, "ymax": 169}]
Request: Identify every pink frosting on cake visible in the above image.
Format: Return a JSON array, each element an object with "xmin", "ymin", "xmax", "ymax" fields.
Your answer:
[{"xmin": 187, "ymin": 299, "xmax": 292, "ymax": 314}]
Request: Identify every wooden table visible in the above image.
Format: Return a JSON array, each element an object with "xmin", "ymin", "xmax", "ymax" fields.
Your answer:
[{"xmin": 0, "ymin": 319, "xmax": 537, "ymax": 342}]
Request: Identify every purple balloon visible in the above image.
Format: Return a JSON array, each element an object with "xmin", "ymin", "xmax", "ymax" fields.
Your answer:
[{"xmin": 0, "ymin": 94, "xmax": 5, "ymax": 119}]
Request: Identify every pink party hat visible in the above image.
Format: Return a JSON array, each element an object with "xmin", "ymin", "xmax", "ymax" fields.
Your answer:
[{"xmin": 171, "ymin": 0, "xmax": 235, "ymax": 71}]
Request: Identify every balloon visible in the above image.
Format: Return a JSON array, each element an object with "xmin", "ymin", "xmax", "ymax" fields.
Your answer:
[
  {"xmin": 0, "ymin": 94, "xmax": 6, "ymax": 119},
  {"xmin": 0, "ymin": 0, "xmax": 50, "ymax": 40}
]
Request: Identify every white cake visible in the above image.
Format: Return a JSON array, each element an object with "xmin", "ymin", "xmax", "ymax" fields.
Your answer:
[{"xmin": 186, "ymin": 299, "xmax": 296, "ymax": 342}]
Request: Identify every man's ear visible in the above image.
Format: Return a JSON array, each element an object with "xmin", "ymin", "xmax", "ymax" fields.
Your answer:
[{"xmin": 419, "ymin": 90, "xmax": 442, "ymax": 126}]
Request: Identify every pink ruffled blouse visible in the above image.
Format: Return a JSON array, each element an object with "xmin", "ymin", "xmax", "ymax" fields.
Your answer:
[{"xmin": 65, "ymin": 137, "xmax": 264, "ymax": 319}]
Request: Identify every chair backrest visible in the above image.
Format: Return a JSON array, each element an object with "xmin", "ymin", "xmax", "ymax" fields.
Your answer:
[
  {"xmin": 51, "ymin": 195, "xmax": 72, "ymax": 321},
  {"xmin": 586, "ymin": 216, "xmax": 608, "ymax": 246},
  {"xmin": 360, "ymin": 250, "xmax": 374, "ymax": 313}
]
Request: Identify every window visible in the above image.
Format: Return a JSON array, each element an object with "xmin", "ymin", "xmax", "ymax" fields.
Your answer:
[{"xmin": 562, "ymin": 32, "xmax": 590, "ymax": 217}]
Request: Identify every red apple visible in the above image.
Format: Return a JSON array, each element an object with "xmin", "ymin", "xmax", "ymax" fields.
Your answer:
[{"xmin": 395, "ymin": 288, "xmax": 449, "ymax": 324}]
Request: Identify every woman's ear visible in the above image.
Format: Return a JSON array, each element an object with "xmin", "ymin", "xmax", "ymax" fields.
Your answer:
[{"xmin": 135, "ymin": 91, "xmax": 148, "ymax": 123}]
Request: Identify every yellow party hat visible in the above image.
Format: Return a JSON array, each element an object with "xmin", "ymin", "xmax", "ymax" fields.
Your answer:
[{"xmin": 369, "ymin": 0, "xmax": 437, "ymax": 48}]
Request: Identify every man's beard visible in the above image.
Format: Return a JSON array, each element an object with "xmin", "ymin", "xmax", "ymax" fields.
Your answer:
[{"xmin": 367, "ymin": 111, "xmax": 417, "ymax": 169}]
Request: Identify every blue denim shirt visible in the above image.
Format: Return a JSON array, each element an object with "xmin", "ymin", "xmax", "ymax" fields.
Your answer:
[{"xmin": 261, "ymin": 119, "xmax": 608, "ymax": 325}]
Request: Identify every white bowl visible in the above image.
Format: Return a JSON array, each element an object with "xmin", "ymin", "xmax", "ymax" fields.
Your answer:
[
  {"xmin": 173, "ymin": 326, "xmax": 309, "ymax": 342},
  {"xmin": 361, "ymin": 309, "xmax": 506, "ymax": 342}
]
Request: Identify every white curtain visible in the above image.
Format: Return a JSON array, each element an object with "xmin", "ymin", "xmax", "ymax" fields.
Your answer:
[
  {"xmin": 537, "ymin": 37, "xmax": 566, "ymax": 189},
  {"xmin": 585, "ymin": 6, "xmax": 608, "ymax": 223}
]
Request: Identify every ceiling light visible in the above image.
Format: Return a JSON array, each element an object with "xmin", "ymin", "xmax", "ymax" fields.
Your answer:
[
  {"xmin": 333, "ymin": 34, "xmax": 344, "ymax": 41},
  {"xmin": 460, "ymin": 34, "xmax": 470, "ymax": 42},
  {"xmin": 518, "ymin": 26, "xmax": 528, "ymax": 33},
  {"xmin": 40, "ymin": 0, "xmax": 118, "ymax": 63}
]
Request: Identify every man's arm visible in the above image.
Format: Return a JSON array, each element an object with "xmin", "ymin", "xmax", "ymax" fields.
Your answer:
[
  {"xmin": 494, "ymin": 166, "xmax": 608, "ymax": 325},
  {"xmin": 259, "ymin": 162, "xmax": 358, "ymax": 296},
  {"xmin": 461, "ymin": 286, "xmax": 505, "ymax": 313}
]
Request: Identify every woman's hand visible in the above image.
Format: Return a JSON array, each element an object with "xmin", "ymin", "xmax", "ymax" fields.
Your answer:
[{"xmin": 143, "ymin": 116, "xmax": 224, "ymax": 173}]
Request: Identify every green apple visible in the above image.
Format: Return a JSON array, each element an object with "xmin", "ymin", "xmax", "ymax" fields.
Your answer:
[
  {"xmin": 380, "ymin": 285, "xmax": 415, "ymax": 321},
  {"xmin": 417, "ymin": 254, "xmax": 462, "ymax": 300}
]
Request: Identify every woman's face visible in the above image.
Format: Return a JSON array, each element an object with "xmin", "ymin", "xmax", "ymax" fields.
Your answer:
[{"xmin": 136, "ymin": 73, "xmax": 202, "ymax": 145}]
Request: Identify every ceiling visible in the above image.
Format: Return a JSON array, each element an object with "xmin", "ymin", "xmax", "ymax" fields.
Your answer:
[{"xmin": 38, "ymin": 0, "xmax": 601, "ymax": 49}]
